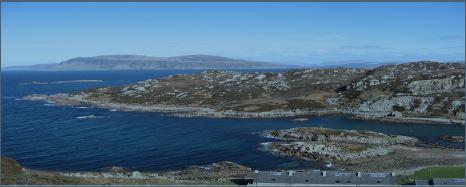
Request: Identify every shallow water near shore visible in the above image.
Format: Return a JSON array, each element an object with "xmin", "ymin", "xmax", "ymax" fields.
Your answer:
[{"xmin": 2, "ymin": 70, "xmax": 464, "ymax": 172}]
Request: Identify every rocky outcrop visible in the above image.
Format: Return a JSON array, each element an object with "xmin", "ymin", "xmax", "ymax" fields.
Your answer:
[
  {"xmin": 408, "ymin": 77, "xmax": 464, "ymax": 95},
  {"xmin": 265, "ymin": 142, "xmax": 392, "ymax": 162},
  {"xmin": 440, "ymin": 135, "xmax": 465, "ymax": 143},
  {"xmin": 338, "ymin": 62, "xmax": 464, "ymax": 124},
  {"xmin": 174, "ymin": 161, "xmax": 252, "ymax": 181},
  {"xmin": 262, "ymin": 127, "xmax": 419, "ymax": 162},
  {"xmin": 264, "ymin": 127, "xmax": 417, "ymax": 145}
]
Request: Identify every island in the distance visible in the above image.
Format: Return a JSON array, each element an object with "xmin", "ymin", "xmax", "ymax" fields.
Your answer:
[
  {"xmin": 5, "ymin": 54, "xmax": 295, "ymax": 71},
  {"xmin": 23, "ymin": 61, "xmax": 465, "ymax": 125}
]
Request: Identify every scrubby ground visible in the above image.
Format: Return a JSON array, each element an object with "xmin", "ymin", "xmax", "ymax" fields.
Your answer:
[
  {"xmin": 1, "ymin": 157, "xmax": 253, "ymax": 185},
  {"xmin": 23, "ymin": 61, "xmax": 465, "ymax": 123}
]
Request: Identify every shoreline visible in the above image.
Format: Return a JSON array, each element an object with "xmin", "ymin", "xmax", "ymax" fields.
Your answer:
[
  {"xmin": 22, "ymin": 93, "xmax": 464, "ymax": 125},
  {"xmin": 259, "ymin": 128, "xmax": 465, "ymax": 173},
  {"xmin": 1, "ymin": 157, "xmax": 254, "ymax": 185}
]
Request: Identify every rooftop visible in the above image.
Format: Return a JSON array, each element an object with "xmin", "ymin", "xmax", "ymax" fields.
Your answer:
[
  {"xmin": 253, "ymin": 170, "xmax": 396, "ymax": 185},
  {"xmin": 432, "ymin": 178, "xmax": 465, "ymax": 186}
]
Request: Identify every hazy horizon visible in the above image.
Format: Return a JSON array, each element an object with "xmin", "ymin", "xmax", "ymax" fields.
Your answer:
[
  {"xmin": 2, "ymin": 53, "xmax": 465, "ymax": 69},
  {"xmin": 2, "ymin": 2, "xmax": 465, "ymax": 67}
]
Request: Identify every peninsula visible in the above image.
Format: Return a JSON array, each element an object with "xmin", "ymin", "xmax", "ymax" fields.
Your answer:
[{"xmin": 23, "ymin": 61, "xmax": 465, "ymax": 124}]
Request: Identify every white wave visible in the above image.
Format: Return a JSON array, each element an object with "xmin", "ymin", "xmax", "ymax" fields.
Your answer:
[
  {"xmin": 260, "ymin": 142, "xmax": 271, "ymax": 146},
  {"xmin": 291, "ymin": 118, "xmax": 309, "ymax": 122},
  {"xmin": 76, "ymin": 115, "xmax": 103, "ymax": 119},
  {"xmin": 77, "ymin": 106, "xmax": 89, "ymax": 109},
  {"xmin": 23, "ymin": 80, "xmax": 104, "ymax": 85},
  {"xmin": 2, "ymin": 96, "xmax": 17, "ymax": 99},
  {"xmin": 109, "ymin": 109, "xmax": 117, "ymax": 112}
]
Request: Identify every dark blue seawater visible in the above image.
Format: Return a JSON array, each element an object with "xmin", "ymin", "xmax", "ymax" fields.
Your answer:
[{"xmin": 1, "ymin": 70, "xmax": 464, "ymax": 172}]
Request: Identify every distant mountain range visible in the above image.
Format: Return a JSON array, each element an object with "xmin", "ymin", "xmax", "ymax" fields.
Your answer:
[
  {"xmin": 4, "ymin": 54, "xmax": 463, "ymax": 71},
  {"xmin": 4, "ymin": 55, "xmax": 296, "ymax": 71}
]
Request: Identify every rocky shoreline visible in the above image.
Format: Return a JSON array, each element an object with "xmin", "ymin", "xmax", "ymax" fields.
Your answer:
[
  {"xmin": 261, "ymin": 127, "xmax": 464, "ymax": 172},
  {"xmin": 22, "ymin": 93, "xmax": 342, "ymax": 119},
  {"xmin": 264, "ymin": 141, "xmax": 394, "ymax": 162},
  {"xmin": 440, "ymin": 135, "xmax": 465, "ymax": 143},
  {"xmin": 21, "ymin": 61, "xmax": 465, "ymax": 124},
  {"xmin": 22, "ymin": 93, "xmax": 463, "ymax": 125},
  {"xmin": 1, "ymin": 157, "xmax": 254, "ymax": 185}
]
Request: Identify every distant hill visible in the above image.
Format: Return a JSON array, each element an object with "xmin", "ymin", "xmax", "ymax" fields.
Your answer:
[{"xmin": 4, "ymin": 54, "xmax": 296, "ymax": 71}]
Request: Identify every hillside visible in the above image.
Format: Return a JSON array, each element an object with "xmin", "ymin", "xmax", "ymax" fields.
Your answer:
[
  {"xmin": 5, "ymin": 54, "xmax": 294, "ymax": 70},
  {"xmin": 0, "ymin": 157, "xmax": 252, "ymax": 185},
  {"xmin": 23, "ymin": 61, "xmax": 465, "ymax": 124}
]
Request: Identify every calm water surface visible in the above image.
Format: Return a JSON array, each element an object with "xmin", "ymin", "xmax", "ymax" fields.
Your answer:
[{"xmin": 2, "ymin": 70, "xmax": 464, "ymax": 172}]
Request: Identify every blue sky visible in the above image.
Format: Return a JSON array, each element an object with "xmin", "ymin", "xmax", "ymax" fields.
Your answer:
[{"xmin": 1, "ymin": 2, "xmax": 464, "ymax": 67}]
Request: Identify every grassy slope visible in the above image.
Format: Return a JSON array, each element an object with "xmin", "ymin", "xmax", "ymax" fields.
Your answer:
[
  {"xmin": 0, "ymin": 157, "xmax": 175, "ymax": 185},
  {"xmin": 395, "ymin": 166, "xmax": 465, "ymax": 185},
  {"xmin": 414, "ymin": 167, "xmax": 465, "ymax": 180}
]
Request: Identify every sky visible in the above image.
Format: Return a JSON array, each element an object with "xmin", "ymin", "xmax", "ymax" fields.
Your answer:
[{"xmin": 1, "ymin": 2, "xmax": 465, "ymax": 67}]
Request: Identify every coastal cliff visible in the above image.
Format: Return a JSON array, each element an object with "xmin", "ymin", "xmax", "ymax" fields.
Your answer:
[{"xmin": 23, "ymin": 61, "xmax": 465, "ymax": 124}]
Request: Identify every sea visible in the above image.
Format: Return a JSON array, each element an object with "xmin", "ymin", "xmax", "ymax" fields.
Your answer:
[{"xmin": 1, "ymin": 70, "xmax": 464, "ymax": 172}]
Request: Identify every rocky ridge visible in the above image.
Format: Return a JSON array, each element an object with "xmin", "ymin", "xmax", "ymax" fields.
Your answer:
[{"xmin": 338, "ymin": 62, "xmax": 465, "ymax": 124}]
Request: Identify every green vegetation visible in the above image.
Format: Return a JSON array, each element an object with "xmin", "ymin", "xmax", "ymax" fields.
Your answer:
[
  {"xmin": 1, "ymin": 157, "xmax": 25, "ymax": 184},
  {"xmin": 414, "ymin": 166, "xmax": 465, "ymax": 180},
  {"xmin": 439, "ymin": 98, "xmax": 453, "ymax": 114},
  {"xmin": 286, "ymin": 99, "xmax": 325, "ymax": 111},
  {"xmin": 221, "ymin": 91, "xmax": 250, "ymax": 101},
  {"xmin": 411, "ymin": 98, "xmax": 421, "ymax": 109},
  {"xmin": 344, "ymin": 90, "xmax": 363, "ymax": 100},
  {"xmin": 232, "ymin": 103, "xmax": 284, "ymax": 112},
  {"xmin": 394, "ymin": 166, "xmax": 465, "ymax": 185},
  {"xmin": 433, "ymin": 96, "xmax": 444, "ymax": 103},
  {"xmin": 270, "ymin": 131, "xmax": 280, "ymax": 137},
  {"xmin": 392, "ymin": 105, "xmax": 406, "ymax": 112},
  {"xmin": 395, "ymin": 175, "xmax": 415, "ymax": 185},
  {"xmin": 0, "ymin": 157, "xmax": 217, "ymax": 185},
  {"xmin": 1, "ymin": 157, "xmax": 88, "ymax": 185}
]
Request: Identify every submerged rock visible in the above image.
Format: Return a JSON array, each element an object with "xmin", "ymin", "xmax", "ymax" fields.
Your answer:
[{"xmin": 440, "ymin": 135, "xmax": 465, "ymax": 143}]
